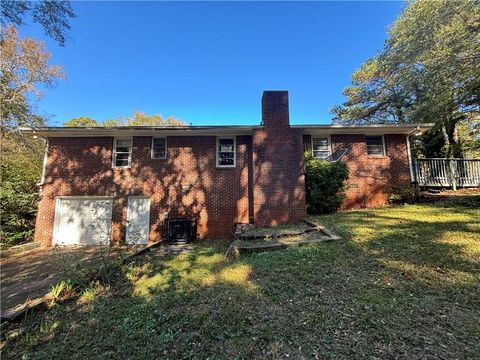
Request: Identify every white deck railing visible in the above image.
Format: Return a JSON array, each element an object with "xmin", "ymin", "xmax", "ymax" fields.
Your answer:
[{"xmin": 414, "ymin": 158, "xmax": 480, "ymax": 189}]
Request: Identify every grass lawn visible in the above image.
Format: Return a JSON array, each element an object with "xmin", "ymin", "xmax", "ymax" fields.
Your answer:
[{"xmin": 2, "ymin": 198, "xmax": 480, "ymax": 359}]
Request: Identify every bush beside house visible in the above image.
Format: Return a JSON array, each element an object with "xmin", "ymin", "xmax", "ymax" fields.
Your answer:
[{"xmin": 304, "ymin": 153, "xmax": 349, "ymax": 214}]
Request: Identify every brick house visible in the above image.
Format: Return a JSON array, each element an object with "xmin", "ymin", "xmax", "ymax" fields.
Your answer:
[{"xmin": 22, "ymin": 91, "xmax": 431, "ymax": 246}]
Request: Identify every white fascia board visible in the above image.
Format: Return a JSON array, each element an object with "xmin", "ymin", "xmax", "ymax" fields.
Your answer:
[
  {"xmin": 296, "ymin": 124, "xmax": 434, "ymax": 135},
  {"xmin": 18, "ymin": 126, "xmax": 259, "ymax": 138}
]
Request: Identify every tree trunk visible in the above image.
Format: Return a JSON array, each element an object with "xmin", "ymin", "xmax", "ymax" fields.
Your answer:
[{"xmin": 444, "ymin": 118, "xmax": 463, "ymax": 158}]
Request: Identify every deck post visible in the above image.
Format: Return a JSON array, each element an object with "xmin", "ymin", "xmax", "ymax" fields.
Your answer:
[
  {"xmin": 413, "ymin": 158, "xmax": 420, "ymax": 200},
  {"xmin": 449, "ymin": 159, "xmax": 457, "ymax": 191}
]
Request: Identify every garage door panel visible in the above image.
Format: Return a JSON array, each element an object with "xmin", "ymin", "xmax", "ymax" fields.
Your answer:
[
  {"xmin": 54, "ymin": 198, "xmax": 113, "ymax": 246},
  {"xmin": 126, "ymin": 197, "xmax": 150, "ymax": 245}
]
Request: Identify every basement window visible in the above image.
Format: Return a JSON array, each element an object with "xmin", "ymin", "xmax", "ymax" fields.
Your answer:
[
  {"xmin": 151, "ymin": 138, "xmax": 167, "ymax": 159},
  {"xmin": 312, "ymin": 137, "xmax": 331, "ymax": 159},
  {"xmin": 366, "ymin": 135, "xmax": 386, "ymax": 156},
  {"xmin": 216, "ymin": 137, "xmax": 236, "ymax": 168},
  {"xmin": 113, "ymin": 138, "xmax": 132, "ymax": 168}
]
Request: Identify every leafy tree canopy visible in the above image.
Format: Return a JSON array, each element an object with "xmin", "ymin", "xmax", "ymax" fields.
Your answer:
[
  {"xmin": 1, "ymin": 0, "xmax": 75, "ymax": 46},
  {"xmin": 63, "ymin": 112, "xmax": 187, "ymax": 127},
  {"xmin": 1, "ymin": 25, "xmax": 65, "ymax": 131},
  {"xmin": 116, "ymin": 112, "xmax": 187, "ymax": 127},
  {"xmin": 102, "ymin": 119, "xmax": 118, "ymax": 127},
  {"xmin": 63, "ymin": 116, "xmax": 98, "ymax": 127},
  {"xmin": 332, "ymin": 0, "xmax": 480, "ymax": 157}
]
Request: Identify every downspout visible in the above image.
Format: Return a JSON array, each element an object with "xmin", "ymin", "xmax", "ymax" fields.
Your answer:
[
  {"xmin": 38, "ymin": 137, "xmax": 49, "ymax": 187},
  {"xmin": 406, "ymin": 133, "xmax": 414, "ymax": 183},
  {"xmin": 406, "ymin": 126, "xmax": 421, "ymax": 183}
]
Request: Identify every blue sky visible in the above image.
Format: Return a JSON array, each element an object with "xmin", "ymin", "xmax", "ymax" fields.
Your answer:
[{"xmin": 20, "ymin": 1, "xmax": 404, "ymax": 126}]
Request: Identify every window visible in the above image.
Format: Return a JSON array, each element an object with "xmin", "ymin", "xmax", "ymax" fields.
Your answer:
[
  {"xmin": 113, "ymin": 138, "xmax": 132, "ymax": 167},
  {"xmin": 366, "ymin": 135, "xmax": 385, "ymax": 156},
  {"xmin": 312, "ymin": 137, "xmax": 331, "ymax": 159},
  {"xmin": 216, "ymin": 137, "xmax": 236, "ymax": 167},
  {"xmin": 151, "ymin": 138, "xmax": 167, "ymax": 159}
]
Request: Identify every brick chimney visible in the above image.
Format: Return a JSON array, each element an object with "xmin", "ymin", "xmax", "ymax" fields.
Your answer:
[
  {"xmin": 251, "ymin": 90, "xmax": 306, "ymax": 226},
  {"xmin": 261, "ymin": 91, "xmax": 290, "ymax": 128}
]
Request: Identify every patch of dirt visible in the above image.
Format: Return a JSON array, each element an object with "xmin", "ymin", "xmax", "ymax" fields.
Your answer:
[
  {"xmin": 239, "ymin": 222, "xmax": 312, "ymax": 239},
  {"xmin": 419, "ymin": 188, "xmax": 480, "ymax": 204},
  {"xmin": 0, "ymin": 246, "xmax": 135, "ymax": 314}
]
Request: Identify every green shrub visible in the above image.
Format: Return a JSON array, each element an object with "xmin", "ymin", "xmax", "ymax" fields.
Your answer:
[{"xmin": 304, "ymin": 153, "xmax": 349, "ymax": 214}]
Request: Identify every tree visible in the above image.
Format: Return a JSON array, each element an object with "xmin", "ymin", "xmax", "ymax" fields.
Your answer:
[
  {"xmin": 102, "ymin": 112, "xmax": 186, "ymax": 127},
  {"xmin": 102, "ymin": 119, "xmax": 119, "ymax": 127},
  {"xmin": 331, "ymin": 56, "xmax": 419, "ymax": 124},
  {"xmin": 0, "ymin": 25, "xmax": 65, "ymax": 249},
  {"xmin": 119, "ymin": 111, "xmax": 186, "ymax": 126},
  {"xmin": 61, "ymin": 112, "xmax": 187, "ymax": 127},
  {"xmin": 333, "ymin": 0, "xmax": 480, "ymax": 157},
  {"xmin": 0, "ymin": 1, "xmax": 75, "ymax": 248},
  {"xmin": 1, "ymin": 0, "xmax": 75, "ymax": 46},
  {"xmin": 61, "ymin": 113, "xmax": 187, "ymax": 127},
  {"xmin": 1, "ymin": 25, "xmax": 65, "ymax": 130},
  {"xmin": 64, "ymin": 116, "xmax": 98, "ymax": 127}
]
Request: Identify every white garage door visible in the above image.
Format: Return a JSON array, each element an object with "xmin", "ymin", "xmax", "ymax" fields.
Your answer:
[{"xmin": 53, "ymin": 197, "xmax": 113, "ymax": 246}]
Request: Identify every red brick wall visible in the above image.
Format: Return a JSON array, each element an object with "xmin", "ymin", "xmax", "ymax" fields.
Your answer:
[
  {"xmin": 35, "ymin": 135, "xmax": 251, "ymax": 246},
  {"xmin": 252, "ymin": 92, "xmax": 307, "ymax": 225},
  {"xmin": 303, "ymin": 134, "xmax": 411, "ymax": 208},
  {"xmin": 252, "ymin": 128, "xmax": 306, "ymax": 225},
  {"xmin": 35, "ymin": 131, "xmax": 411, "ymax": 246}
]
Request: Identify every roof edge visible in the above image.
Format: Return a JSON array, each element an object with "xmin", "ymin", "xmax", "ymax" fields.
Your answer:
[
  {"xmin": 292, "ymin": 123, "xmax": 434, "ymax": 128},
  {"xmin": 19, "ymin": 123, "xmax": 434, "ymax": 138}
]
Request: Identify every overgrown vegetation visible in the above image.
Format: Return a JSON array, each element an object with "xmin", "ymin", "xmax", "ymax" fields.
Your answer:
[
  {"xmin": 0, "ymin": 133, "xmax": 43, "ymax": 249},
  {"xmin": 45, "ymin": 258, "xmax": 126, "ymax": 306},
  {"xmin": 304, "ymin": 153, "xmax": 349, "ymax": 214},
  {"xmin": 5, "ymin": 199, "xmax": 478, "ymax": 358}
]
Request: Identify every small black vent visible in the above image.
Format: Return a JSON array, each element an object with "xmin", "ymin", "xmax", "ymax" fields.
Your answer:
[{"xmin": 164, "ymin": 217, "xmax": 197, "ymax": 243}]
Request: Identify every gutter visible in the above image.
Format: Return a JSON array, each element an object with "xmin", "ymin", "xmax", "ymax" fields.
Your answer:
[{"xmin": 19, "ymin": 126, "xmax": 261, "ymax": 138}]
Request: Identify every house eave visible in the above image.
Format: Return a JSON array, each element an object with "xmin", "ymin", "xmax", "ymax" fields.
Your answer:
[
  {"xmin": 19, "ymin": 123, "xmax": 434, "ymax": 138},
  {"xmin": 294, "ymin": 123, "xmax": 434, "ymax": 135},
  {"xmin": 18, "ymin": 125, "xmax": 261, "ymax": 138}
]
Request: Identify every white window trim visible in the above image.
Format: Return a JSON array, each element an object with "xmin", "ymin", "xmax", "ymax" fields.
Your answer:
[
  {"xmin": 365, "ymin": 134, "xmax": 386, "ymax": 157},
  {"xmin": 311, "ymin": 135, "xmax": 332, "ymax": 159},
  {"xmin": 112, "ymin": 137, "xmax": 133, "ymax": 168},
  {"xmin": 151, "ymin": 137, "xmax": 167, "ymax": 159},
  {"xmin": 216, "ymin": 136, "xmax": 236, "ymax": 168}
]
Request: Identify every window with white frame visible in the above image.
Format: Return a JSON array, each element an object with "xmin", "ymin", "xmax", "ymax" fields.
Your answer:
[
  {"xmin": 151, "ymin": 138, "xmax": 167, "ymax": 159},
  {"xmin": 366, "ymin": 135, "xmax": 385, "ymax": 156},
  {"xmin": 216, "ymin": 137, "xmax": 236, "ymax": 167},
  {"xmin": 113, "ymin": 138, "xmax": 132, "ymax": 167},
  {"xmin": 312, "ymin": 137, "xmax": 330, "ymax": 159}
]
